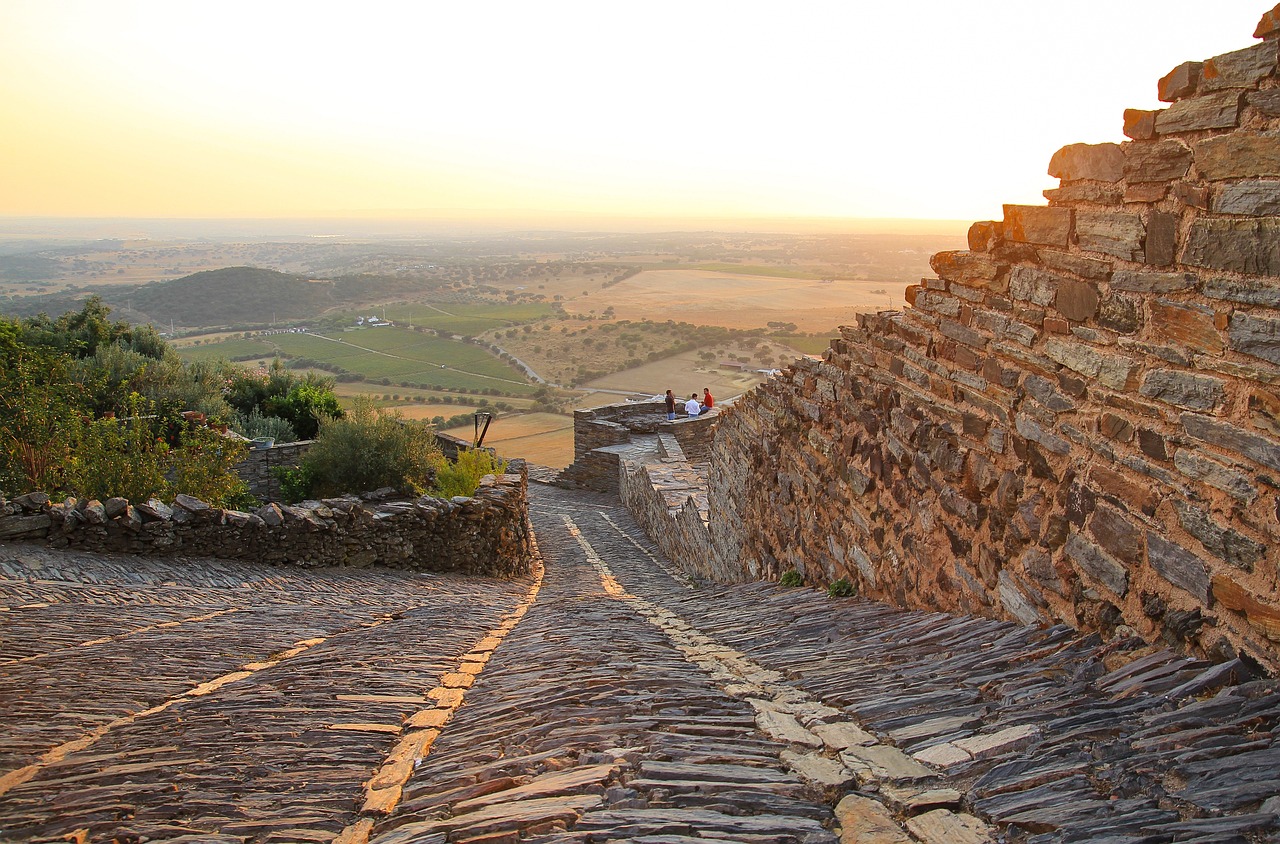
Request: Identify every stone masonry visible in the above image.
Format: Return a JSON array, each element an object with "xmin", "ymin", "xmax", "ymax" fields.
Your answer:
[
  {"xmin": 663, "ymin": 9, "xmax": 1280, "ymax": 673},
  {"xmin": 0, "ymin": 472, "xmax": 534, "ymax": 579}
]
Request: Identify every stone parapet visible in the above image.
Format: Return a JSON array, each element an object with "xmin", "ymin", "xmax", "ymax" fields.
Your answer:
[{"xmin": 0, "ymin": 473, "xmax": 534, "ymax": 579}]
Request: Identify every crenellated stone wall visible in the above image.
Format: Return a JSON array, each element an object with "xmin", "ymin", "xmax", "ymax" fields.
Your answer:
[
  {"xmin": 704, "ymin": 8, "xmax": 1280, "ymax": 671},
  {"xmin": 0, "ymin": 473, "xmax": 534, "ymax": 578}
]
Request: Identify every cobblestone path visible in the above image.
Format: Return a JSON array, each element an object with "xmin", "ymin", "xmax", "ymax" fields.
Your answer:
[{"xmin": 3, "ymin": 484, "xmax": 1280, "ymax": 843}]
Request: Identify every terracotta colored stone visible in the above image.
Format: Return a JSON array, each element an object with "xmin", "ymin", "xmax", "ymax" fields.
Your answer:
[
  {"xmin": 1194, "ymin": 134, "xmax": 1280, "ymax": 180},
  {"xmin": 1002, "ymin": 205, "xmax": 1073, "ymax": 247},
  {"xmin": 1124, "ymin": 140, "xmax": 1193, "ymax": 183},
  {"xmin": 1214, "ymin": 575, "xmax": 1280, "ymax": 641},
  {"xmin": 1150, "ymin": 299, "xmax": 1225, "ymax": 354},
  {"xmin": 1123, "ymin": 109, "xmax": 1158, "ymax": 140},
  {"xmin": 1158, "ymin": 61, "xmax": 1202, "ymax": 102},
  {"xmin": 1257, "ymin": 3, "xmax": 1280, "ymax": 39},
  {"xmin": 1048, "ymin": 143, "xmax": 1124, "ymax": 182}
]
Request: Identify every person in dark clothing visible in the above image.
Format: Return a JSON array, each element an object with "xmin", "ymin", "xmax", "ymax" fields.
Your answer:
[{"xmin": 664, "ymin": 389, "xmax": 676, "ymax": 421}]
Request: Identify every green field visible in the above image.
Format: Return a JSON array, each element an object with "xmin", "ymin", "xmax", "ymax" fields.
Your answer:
[
  {"xmin": 361, "ymin": 302, "xmax": 558, "ymax": 337},
  {"xmin": 178, "ymin": 326, "xmax": 540, "ymax": 396}
]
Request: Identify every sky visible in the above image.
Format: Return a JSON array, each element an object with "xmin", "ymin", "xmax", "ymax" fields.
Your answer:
[{"xmin": 0, "ymin": 1, "xmax": 1268, "ymax": 229}]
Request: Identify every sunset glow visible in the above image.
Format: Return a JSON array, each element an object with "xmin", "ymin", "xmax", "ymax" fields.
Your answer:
[{"xmin": 0, "ymin": 1, "xmax": 1264, "ymax": 226}]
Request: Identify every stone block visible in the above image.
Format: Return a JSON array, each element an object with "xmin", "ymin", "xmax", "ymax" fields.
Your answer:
[
  {"xmin": 1089, "ymin": 505, "xmax": 1143, "ymax": 564},
  {"xmin": 1145, "ymin": 210, "xmax": 1178, "ymax": 268},
  {"xmin": 1065, "ymin": 532, "xmax": 1129, "ymax": 597},
  {"xmin": 834, "ymin": 794, "xmax": 914, "ymax": 844},
  {"xmin": 1098, "ymin": 294, "xmax": 1142, "ymax": 334},
  {"xmin": 1201, "ymin": 41, "xmax": 1279, "ymax": 92},
  {"xmin": 839, "ymin": 744, "xmax": 939, "ymax": 783},
  {"xmin": 1123, "ymin": 108, "xmax": 1158, "ymax": 140},
  {"xmin": 997, "ymin": 570, "xmax": 1042, "ymax": 625},
  {"xmin": 1138, "ymin": 428, "xmax": 1169, "ymax": 461},
  {"xmin": 1138, "ymin": 369, "xmax": 1226, "ymax": 412},
  {"xmin": 1048, "ymin": 143, "xmax": 1124, "ymax": 182},
  {"xmin": 1194, "ymin": 134, "xmax": 1280, "ymax": 180},
  {"xmin": 1040, "ymin": 250, "xmax": 1112, "ymax": 281},
  {"xmin": 1259, "ymin": 4, "xmax": 1280, "ymax": 39},
  {"xmin": 1155, "ymin": 90, "xmax": 1243, "ymax": 133},
  {"xmin": 1003, "ymin": 205, "xmax": 1073, "ymax": 246},
  {"xmin": 1147, "ymin": 532, "xmax": 1212, "ymax": 604},
  {"xmin": 0, "ymin": 513, "xmax": 51, "ymax": 539},
  {"xmin": 1247, "ymin": 88, "xmax": 1280, "ymax": 116},
  {"xmin": 1024, "ymin": 373, "xmax": 1075, "ymax": 412},
  {"xmin": 954, "ymin": 724, "xmax": 1039, "ymax": 760},
  {"xmin": 1124, "ymin": 140, "xmax": 1194, "ymax": 183},
  {"xmin": 1075, "ymin": 211, "xmax": 1145, "ymax": 261},
  {"xmin": 1008, "ymin": 266, "xmax": 1061, "ymax": 306},
  {"xmin": 1044, "ymin": 182, "xmax": 1125, "ymax": 205},
  {"xmin": 913, "ymin": 742, "xmax": 971, "ymax": 769},
  {"xmin": 1183, "ymin": 218, "xmax": 1280, "ymax": 275},
  {"xmin": 1158, "ymin": 61, "xmax": 1202, "ymax": 102},
  {"xmin": 968, "ymin": 220, "xmax": 1002, "ymax": 252},
  {"xmin": 1100, "ymin": 412, "xmax": 1134, "ymax": 442},
  {"xmin": 1044, "ymin": 338, "xmax": 1104, "ymax": 378},
  {"xmin": 1202, "ymin": 276, "xmax": 1280, "ymax": 308},
  {"xmin": 1215, "ymin": 179, "xmax": 1280, "ymax": 215},
  {"xmin": 1054, "ymin": 278, "xmax": 1099, "ymax": 321},
  {"xmin": 1173, "ymin": 448, "xmax": 1259, "ymax": 504},
  {"xmin": 1015, "ymin": 413, "xmax": 1070, "ymax": 456},
  {"xmin": 1125, "ymin": 183, "xmax": 1169, "ymax": 204},
  {"xmin": 1229, "ymin": 312, "xmax": 1280, "ymax": 366},
  {"xmin": 1150, "ymin": 299, "xmax": 1224, "ymax": 354},
  {"xmin": 1183, "ymin": 412, "xmax": 1280, "ymax": 472},
  {"xmin": 905, "ymin": 810, "xmax": 995, "ymax": 844},
  {"xmin": 1171, "ymin": 180, "xmax": 1212, "ymax": 208},
  {"xmin": 1213, "ymin": 575, "xmax": 1280, "ymax": 641},
  {"xmin": 1173, "ymin": 500, "xmax": 1265, "ymax": 572},
  {"xmin": 929, "ymin": 250, "xmax": 1006, "ymax": 292}
]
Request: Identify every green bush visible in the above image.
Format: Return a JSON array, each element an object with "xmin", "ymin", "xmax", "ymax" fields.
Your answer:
[
  {"xmin": 299, "ymin": 397, "xmax": 441, "ymax": 498},
  {"xmin": 433, "ymin": 449, "xmax": 508, "ymax": 499},
  {"xmin": 232, "ymin": 408, "xmax": 298, "ymax": 443},
  {"xmin": 64, "ymin": 411, "xmax": 170, "ymax": 504},
  {"xmin": 271, "ymin": 464, "xmax": 316, "ymax": 505},
  {"xmin": 779, "ymin": 569, "xmax": 803, "ymax": 587},
  {"xmin": 827, "ymin": 578, "xmax": 856, "ymax": 599},
  {"xmin": 167, "ymin": 425, "xmax": 251, "ymax": 508}
]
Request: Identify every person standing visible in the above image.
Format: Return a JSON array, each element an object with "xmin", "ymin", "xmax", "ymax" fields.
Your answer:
[
  {"xmin": 664, "ymin": 389, "xmax": 676, "ymax": 421},
  {"xmin": 685, "ymin": 393, "xmax": 701, "ymax": 417},
  {"xmin": 701, "ymin": 387, "xmax": 714, "ymax": 412}
]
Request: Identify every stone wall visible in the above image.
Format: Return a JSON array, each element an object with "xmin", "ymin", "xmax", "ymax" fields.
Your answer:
[
  {"xmin": 0, "ymin": 473, "xmax": 534, "ymax": 579},
  {"xmin": 707, "ymin": 10, "xmax": 1280, "ymax": 671},
  {"xmin": 233, "ymin": 440, "xmax": 314, "ymax": 500}
]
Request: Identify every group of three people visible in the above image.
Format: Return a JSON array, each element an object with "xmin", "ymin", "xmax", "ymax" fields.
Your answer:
[{"xmin": 664, "ymin": 388, "xmax": 713, "ymax": 420}]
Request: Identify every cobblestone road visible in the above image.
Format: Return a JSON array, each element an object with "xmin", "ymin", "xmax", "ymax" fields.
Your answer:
[{"xmin": 3, "ymin": 484, "xmax": 1280, "ymax": 843}]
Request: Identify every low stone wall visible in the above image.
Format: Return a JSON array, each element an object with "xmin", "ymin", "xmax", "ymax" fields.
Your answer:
[
  {"xmin": 619, "ymin": 459, "xmax": 724, "ymax": 581},
  {"xmin": 233, "ymin": 440, "xmax": 314, "ymax": 500},
  {"xmin": 0, "ymin": 473, "xmax": 533, "ymax": 578},
  {"xmin": 666, "ymin": 410, "xmax": 719, "ymax": 463}
]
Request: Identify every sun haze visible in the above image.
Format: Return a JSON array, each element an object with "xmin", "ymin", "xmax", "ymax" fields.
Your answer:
[{"xmin": 0, "ymin": 1, "xmax": 1263, "ymax": 227}]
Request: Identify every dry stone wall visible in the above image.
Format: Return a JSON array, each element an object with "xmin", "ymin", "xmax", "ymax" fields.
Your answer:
[
  {"xmin": 0, "ymin": 473, "xmax": 533, "ymax": 578},
  {"xmin": 710, "ymin": 9, "xmax": 1280, "ymax": 671}
]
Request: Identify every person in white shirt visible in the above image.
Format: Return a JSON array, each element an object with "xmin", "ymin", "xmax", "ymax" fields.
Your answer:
[{"xmin": 685, "ymin": 393, "xmax": 701, "ymax": 416}]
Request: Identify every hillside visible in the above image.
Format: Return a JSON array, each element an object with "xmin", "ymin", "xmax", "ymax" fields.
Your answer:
[{"xmin": 126, "ymin": 267, "xmax": 335, "ymax": 326}]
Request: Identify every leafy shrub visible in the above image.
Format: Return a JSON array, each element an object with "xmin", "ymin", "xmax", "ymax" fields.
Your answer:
[
  {"xmin": 433, "ymin": 449, "xmax": 508, "ymax": 499},
  {"xmin": 827, "ymin": 578, "xmax": 856, "ymax": 599},
  {"xmin": 271, "ymin": 464, "xmax": 316, "ymax": 505},
  {"xmin": 266, "ymin": 381, "xmax": 343, "ymax": 439},
  {"xmin": 232, "ymin": 408, "xmax": 298, "ymax": 443},
  {"xmin": 64, "ymin": 411, "xmax": 170, "ymax": 504},
  {"xmin": 0, "ymin": 328, "xmax": 83, "ymax": 493},
  {"xmin": 166, "ymin": 426, "xmax": 251, "ymax": 508},
  {"xmin": 299, "ymin": 398, "xmax": 441, "ymax": 498},
  {"xmin": 779, "ymin": 569, "xmax": 803, "ymax": 587}
]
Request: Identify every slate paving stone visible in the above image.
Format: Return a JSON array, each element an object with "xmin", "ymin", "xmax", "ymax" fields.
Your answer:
[{"xmin": 5, "ymin": 486, "xmax": 1280, "ymax": 842}]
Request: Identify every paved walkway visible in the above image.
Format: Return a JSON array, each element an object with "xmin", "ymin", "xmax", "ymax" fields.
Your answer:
[{"xmin": 2, "ymin": 484, "xmax": 1279, "ymax": 843}]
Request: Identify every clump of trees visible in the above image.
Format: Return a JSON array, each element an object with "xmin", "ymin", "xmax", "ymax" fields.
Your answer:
[{"xmin": 0, "ymin": 298, "xmax": 342, "ymax": 507}]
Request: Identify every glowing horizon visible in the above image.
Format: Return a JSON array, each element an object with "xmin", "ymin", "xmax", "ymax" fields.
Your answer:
[{"xmin": 0, "ymin": 1, "xmax": 1264, "ymax": 226}]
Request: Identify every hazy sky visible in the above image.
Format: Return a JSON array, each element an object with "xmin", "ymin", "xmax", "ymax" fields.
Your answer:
[{"xmin": 0, "ymin": 1, "xmax": 1266, "ymax": 226}]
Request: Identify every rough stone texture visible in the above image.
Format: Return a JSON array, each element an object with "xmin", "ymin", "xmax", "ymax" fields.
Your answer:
[
  {"xmin": 596, "ymin": 16, "xmax": 1280, "ymax": 675},
  {"xmin": 1216, "ymin": 179, "xmax": 1280, "ymax": 215},
  {"xmin": 1154, "ymin": 90, "xmax": 1243, "ymax": 133},
  {"xmin": 1002, "ymin": 205, "xmax": 1072, "ymax": 247},
  {"xmin": 1074, "ymin": 211, "xmax": 1145, "ymax": 261},
  {"xmin": 1201, "ymin": 40, "xmax": 1279, "ymax": 92},
  {"xmin": 1194, "ymin": 133, "xmax": 1280, "ymax": 180},
  {"xmin": 1159, "ymin": 61, "xmax": 1202, "ymax": 102},
  {"xmin": 1124, "ymin": 140, "xmax": 1193, "ymax": 183},
  {"xmin": 1047, "ymin": 143, "xmax": 1124, "ymax": 182},
  {"xmin": 0, "ymin": 473, "xmax": 534, "ymax": 578}
]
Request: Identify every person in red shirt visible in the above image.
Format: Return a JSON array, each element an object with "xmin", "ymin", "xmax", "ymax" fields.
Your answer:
[{"xmin": 701, "ymin": 388, "xmax": 714, "ymax": 413}]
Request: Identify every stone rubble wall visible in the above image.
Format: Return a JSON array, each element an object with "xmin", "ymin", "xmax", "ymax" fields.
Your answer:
[
  {"xmin": 707, "ymin": 10, "xmax": 1280, "ymax": 671},
  {"xmin": 232, "ymin": 440, "xmax": 314, "ymax": 500},
  {"xmin": 0, "ymin": 473, "xmax": 534, "ymax": 579}
]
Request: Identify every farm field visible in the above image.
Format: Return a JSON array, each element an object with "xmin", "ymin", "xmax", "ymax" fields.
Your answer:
[
  {"xmin": 443, "ymin": 412, "xmax": 574, "ymax": 468},
  {"xmin": 561, "ymin": 269, "xmax": 907, "ymax": 332},
  {"xmin": 177, "ymin": 326, "xmax": 539, "ymax": 396},
  {"xmin": 576, "ymin": 349, "xmax": 773, "ymax": 404},
  {"xmin": 348, "ymin": 302, "xmax": 558, "ymax": 337}
]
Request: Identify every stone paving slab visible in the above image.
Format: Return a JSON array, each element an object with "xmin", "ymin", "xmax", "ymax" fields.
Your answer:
[
  {"xmin": 4, "ymin": 486, "xmax": 1280, "ymax": 843},
  {"xmin": 0, "ymin": 543, "xmax": 532, "ymax": 842}
]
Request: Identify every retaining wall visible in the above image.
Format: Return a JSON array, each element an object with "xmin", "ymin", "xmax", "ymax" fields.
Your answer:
[{"xmin": 0, "ymin": 473, "xmax": 533, "ymax": 579}]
